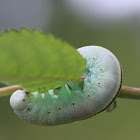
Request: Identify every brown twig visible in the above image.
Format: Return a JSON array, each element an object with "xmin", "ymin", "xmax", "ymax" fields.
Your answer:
[
  {"xmin": 0, "ymin": 82, "xmax": 140, "ymax": 101},
  {"xmin": 0, "ymin": 85, "xmax": 23, "ymax": 97},
  {"xmin": 118, "ymin": 86, "xmax": 140, "ymax": 100}
]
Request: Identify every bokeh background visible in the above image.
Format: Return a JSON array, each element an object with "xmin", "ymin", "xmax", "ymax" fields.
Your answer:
[{"xmin": 0, "ymin": 0, "xmax": 140, "ymax": 140}]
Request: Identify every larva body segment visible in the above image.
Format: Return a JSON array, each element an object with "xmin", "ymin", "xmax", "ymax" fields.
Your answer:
[{"xmin": 10, "ymin": 46, "xmax": 122, "ymax": 126}]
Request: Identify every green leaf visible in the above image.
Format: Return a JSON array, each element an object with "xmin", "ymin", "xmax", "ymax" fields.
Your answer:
[{"xmin": 0, "ymin": 28, "xmax": 86, "ymax": 92}]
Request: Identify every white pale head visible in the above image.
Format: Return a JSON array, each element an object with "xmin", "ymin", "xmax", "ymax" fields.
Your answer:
[{"xmin": 10, "ymin": 90, "xmax": 29, "ymax": 111}]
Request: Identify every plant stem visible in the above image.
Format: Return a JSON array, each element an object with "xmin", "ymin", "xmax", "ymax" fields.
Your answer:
[
  {"xmin": 0, "ymin": 84, "xmax": 140, "ymax": 100},
  {"xmin": 0, "ymin": 85, "xmax": 23, "ymax": 97},
  {"xmin": 118, "ymin": 86, "xmax": 140, "ymax": 100}
]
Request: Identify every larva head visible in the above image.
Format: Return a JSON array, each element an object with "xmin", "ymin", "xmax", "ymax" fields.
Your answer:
[{"xmin": 10, "ymin": 90, "xmax": 29, "ymax": 111}]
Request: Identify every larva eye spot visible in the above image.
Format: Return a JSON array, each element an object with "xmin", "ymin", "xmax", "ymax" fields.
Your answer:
[{"xmin": 10, "ymin": 90, "xmax": 29, "ymax": 111}]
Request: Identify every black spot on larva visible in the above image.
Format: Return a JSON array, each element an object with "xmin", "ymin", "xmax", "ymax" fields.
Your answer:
[
  {"xmin": 98, "ymin": 83, "xmax": 100, "ymax": 85},
  {"xmin": 100, "ymin": 69, "xmax": 102, "ymax": 70},
  {"xmin": 27, "ymin": 108, "xmax": 30, "ymax": 110},
  {"xmin": 88, "ymin": 95, "xmax": 90, "ymax": 97},
  {"xmin": 25, "ymin": 92, "xmax": 29, "ymax": 95},
  {"xmin": 73, "ymin": 103, "xmax": 75, "ymax": 105},
  {"xmin": 48, "ymin": 112, "xmax": 51, "ymax": 114},
  {"xmin": 59, "ymin": 108, "xmax": 61, "ymax": 110},
  {"xmin": 93, "ymin": 58, "xmax": 95, "ymax": 59},
  {"xmin": 23, "ymin": 99, "xmax": 25, "ymax": 101}
]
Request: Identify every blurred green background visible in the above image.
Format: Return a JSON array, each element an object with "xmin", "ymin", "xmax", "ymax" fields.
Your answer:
[{"xmin": 0, "ymin": 1, "xmax": 140, "ymax": 140}]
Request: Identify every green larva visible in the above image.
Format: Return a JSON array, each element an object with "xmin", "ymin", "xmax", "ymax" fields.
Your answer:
[{"xmin": 10, "ymin": 46, "xmax": 122, "ymax": 126}]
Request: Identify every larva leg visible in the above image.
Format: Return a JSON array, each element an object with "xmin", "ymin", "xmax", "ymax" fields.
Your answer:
[{"xmin": 106, "ymin": 100, "xmax": 117, "ymax": 112}]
